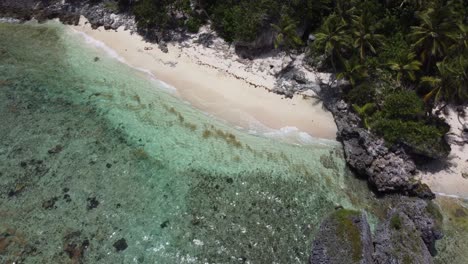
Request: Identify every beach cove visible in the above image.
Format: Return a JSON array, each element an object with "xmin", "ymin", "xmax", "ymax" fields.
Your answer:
[
  {"xmin": 0, "ymin": 13, "xmax": 467, "ymax": 264},
  {"xmin": 0, "ymin": 21, "xmax": 381, "ymax": 263},
  {"xmin": 71, "ymin": 17, "xmax": 338, "ymax": 143}
]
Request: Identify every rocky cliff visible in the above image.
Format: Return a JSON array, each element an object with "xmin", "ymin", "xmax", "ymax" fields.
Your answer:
[{"xmin": 311, "ymin": 197, "xmax": 443, "ymax": 264}]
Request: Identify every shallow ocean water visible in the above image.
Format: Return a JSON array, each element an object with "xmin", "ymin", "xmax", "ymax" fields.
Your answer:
[
  {"xmin": 0, "ymin": 21, "xmax": 379, "ymax": 264},
  {"xmin": 0, "ymin": 21, "xmax": 465, "ymax": 264}
]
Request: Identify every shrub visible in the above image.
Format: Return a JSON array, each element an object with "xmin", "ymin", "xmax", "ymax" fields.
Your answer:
[
  {"xmin": 381, "ymin": 90, "xmax": 424, "ymax": 119},
  {"xmin": 371, "ymin": 118, "xmax": 449, "ymax": 158},
  {"xmin": 133, "ymin": 0, "xmax": 171, "ymax": 29},
  {"xmin": 186, "ymin": 17, "xmax": 202, "ymax": 33},
  {"xmin": 346, "ymin": 83, "xmax": 376, "ymax": 106}
]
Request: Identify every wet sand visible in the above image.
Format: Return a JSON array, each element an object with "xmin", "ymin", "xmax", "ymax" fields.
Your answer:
[{"xmin": 70, "ymin": 18, "xmax": 338, "ymax": 140}]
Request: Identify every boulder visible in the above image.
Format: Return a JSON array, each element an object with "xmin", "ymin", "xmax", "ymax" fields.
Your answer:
[
  {"xmin": 373, "ymin": 197, "xmax": 443, "ymax": 263},
  {"xmin": 310, "ymin": 198, "xmax": 443, "ymax": 264},
  {"xmin": 392, "ymin": 197, "xmax": 443, "ymax": 255},
  {"xmin": 373, "ymin": 212, "xmax": 433, "ymax": 264},
  {"xmin": 310, "ymin": 209, "xmax": 373, "ymax": 264}
]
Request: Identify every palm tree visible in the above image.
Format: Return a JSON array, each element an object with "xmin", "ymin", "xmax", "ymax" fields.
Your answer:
[
  {"xmin": 449, "ymin": 23, "xmax": 468, "ymax": 53},
  {"xmin": 336, "ymin": 58, "xmax": 369, "ymax": 87},
  {"xmin": 271, "ymin": 15, "xmax": 303, "ymax": 51},
  {"xmin": 388, "ymin": 52, "xmax": 422, "ymax": 84},
  {"xmin": 353, "ymin": 102, "xmax": 376, "ymax": 129},
  {"xmin": 334, "ymin": 0, "xmax": 357, "ymax": 23},
  {"xmin": 422, "ymin": 56, "xmax": 468, "ymax": 103},
  {"xmin": 398, "ymin": 0, "xmax": 426, "ymax": 10},
  {"xmin": 351, "ymin": 13, "xmax": 385, "ymax": 62},
  {"xmin": 409, "ymin": 8, "xmax": 456, "ymax": 71},
  {"xmin": 313, "ymin": 14, "xmax": 351, "ymax": 73}
]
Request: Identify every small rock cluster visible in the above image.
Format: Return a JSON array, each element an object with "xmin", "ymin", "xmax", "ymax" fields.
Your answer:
[{"xmin": 275, "ymin": 63, "xmax": 315, "ymax": 98}]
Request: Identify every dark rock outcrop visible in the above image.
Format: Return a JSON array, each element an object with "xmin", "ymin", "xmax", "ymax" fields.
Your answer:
[
  {"xmin": 0, "ymin": 0, "xmax": 80, "ymax": 25},
  {"xmin": 391, "ymin": 197, "xmax": 444, "ymax": 256},
  {"xmin": 275, "ymin": 62, "xmax": 321, "ymax": 98},
  {"xmin": 373, "ymin": 211, "xmax": 433, "ymax": 264},
  {"xmin": 373, "ymin": 197, "xmax": 443, "ymax": 263},
  {"xmin": 0, "ymin": 0, "xmax": 135, "ymax": 31},
  {"xmin": 310, "ymin": 209, "xmax": 374, "ymax": 264},
  {"xmin": 311, "ymin": 199, "xmax": 443, "ymax": 264},
  {"xmin": 310, "ymin": 83, "xmax": 434, "ymax": 198}
]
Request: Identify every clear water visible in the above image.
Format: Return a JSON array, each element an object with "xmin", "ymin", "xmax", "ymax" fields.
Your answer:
[
  {"xmin": 0, "ymin": 21, "xmax": 463, "ymax": 264},
  {"xmin": 433, "ymin": 197, "xmax": 468, "ymax": 264}
]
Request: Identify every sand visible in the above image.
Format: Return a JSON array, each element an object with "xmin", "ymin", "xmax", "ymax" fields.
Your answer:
[
  {"xmin": 420, "ymin": 106, "xmax": 468, "ymax": 199},
  {"xmin": 67, "ymin": 17, "xmax": 468, "ymax": 197},
  {"xmin": 69, "ymin": 17, "xmax": 338, "ymax": 141}
]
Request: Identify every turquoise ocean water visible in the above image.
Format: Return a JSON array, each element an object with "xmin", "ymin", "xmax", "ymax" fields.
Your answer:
[{"xmin": 0, "ymin": 21, "xmax": 466, "ymax": 263}]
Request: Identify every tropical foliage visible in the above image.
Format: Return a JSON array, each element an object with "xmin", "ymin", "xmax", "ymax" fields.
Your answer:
[{"xmin": 110, "ymin": 0, "xmax": 466, "ymax": 157}]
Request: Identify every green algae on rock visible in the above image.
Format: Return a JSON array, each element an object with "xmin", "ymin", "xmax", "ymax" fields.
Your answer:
[{"xmin": 310, "ymin": 209, "xmax": 373, "ymax": 264}]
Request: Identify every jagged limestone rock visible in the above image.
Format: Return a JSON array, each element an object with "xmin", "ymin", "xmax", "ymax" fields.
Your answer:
[{"xmin": 310, "ymin": 209, "xmax": 373, "ymax": 264}]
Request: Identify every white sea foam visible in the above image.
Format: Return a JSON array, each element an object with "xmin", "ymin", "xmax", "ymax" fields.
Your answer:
[
  {"xmin": 69, "ymin": 27, "xmax": 335, "ymax": 146},
  {"xmin": 0, "ymin": 17, "xmax": 21, "ymax": 24},
  {"xmin": 71, "ymin": 29, "xmax": 126, "ymax": 63},
  {"xmin": 435, "ymin": 192, "xmax": 468, "ymax": 201},
  {"xmin": 264, "ymin": 126, "xmax": 316, "ymax": 145},
  {"xmin": 70, "ymin": 28, "xmax": 177, "ymax": 93},
  {"xmin": 248, "ymin": 119, "xmax": 335, "ymax": 145}
]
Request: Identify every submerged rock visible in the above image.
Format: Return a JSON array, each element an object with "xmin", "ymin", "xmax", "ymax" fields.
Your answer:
[
  {"xmin": 42, "ymin": 196, "xmax": 58, "ymax": 209},
  {"xmin": 113, "ymin": 238, "xmax": 128, "ymax": 252},
  {"xmin": 47, "ymin": 144, "xmax": 63, "ymax": 154},
  {"xmin": 63, "ymin": 231, "xmax": 89, "ymax": 264},
  {"xmin": 310, "ymin": 209, "xmax": 373, "ymax": 264},
  {"xmin": 86, "ymin": 197, "xmax": 99, "ymax": 210}
]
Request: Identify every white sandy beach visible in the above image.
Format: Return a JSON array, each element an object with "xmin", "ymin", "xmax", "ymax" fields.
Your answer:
[
  {"xmin": 70, "ymin": 18, "xmax": 338, "ymax": 141},
  {"xmin": 420, "ymin": 107, "xmax": 468, "ymax": 199},
  {"xmin": 69, "ymin": 17, "xmax": 468, "ymax": 197}
]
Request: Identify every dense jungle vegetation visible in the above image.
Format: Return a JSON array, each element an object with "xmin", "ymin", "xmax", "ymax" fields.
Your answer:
[{"xmin": 113, "ymin": 0, "xmax": 467, "ymax": 159}]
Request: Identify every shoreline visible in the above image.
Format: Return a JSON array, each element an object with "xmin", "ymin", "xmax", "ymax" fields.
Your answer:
[
  {"xmin": 69, "ymin": 18, "xmax": 468, "ymax": 196},
  {"xmin": 5, "ymin": 16, "xmax": 467, "ymax": 196},
  {"xmin": 69, "ymin": 17, "xmax": 338, "ymax": 142}
]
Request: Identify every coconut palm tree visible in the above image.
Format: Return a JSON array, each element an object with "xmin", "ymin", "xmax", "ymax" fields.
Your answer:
[
  {"xmin": 313, "ymin": 14, "xmax": 351, "ymax": 73},
  {"xmin": 422, "ymin": 56, "xmax": 468, "ymax": 103},
  {"xmin": 398, "ymin": 0, "xmax": 426, "ymax": 10},
  {"xmin": 449, "ymin": 23, "xmax": 468, "ymax": 53},
  {"xmin": 336, "ymin": 57, "xmax": 369, "ymax": 87},
  {"xmin": 409, "ymin": 8, "xmax": 456, "ymax": 72},
  {"xmin": 271, "ymin": 15, "xmax": 303, "ymax": 51},
  {"xmin": 388, "ymin": 52, "xmax": 422, "ymax": 84},
  {"xmin": 351, "ymin": 13, "xmax": 385, "ymax": 62}
]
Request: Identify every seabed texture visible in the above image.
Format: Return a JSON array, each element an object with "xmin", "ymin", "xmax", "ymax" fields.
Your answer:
[{"xmin": 0, "ymin": 21, "xmax": 466, "ymax": 264}]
